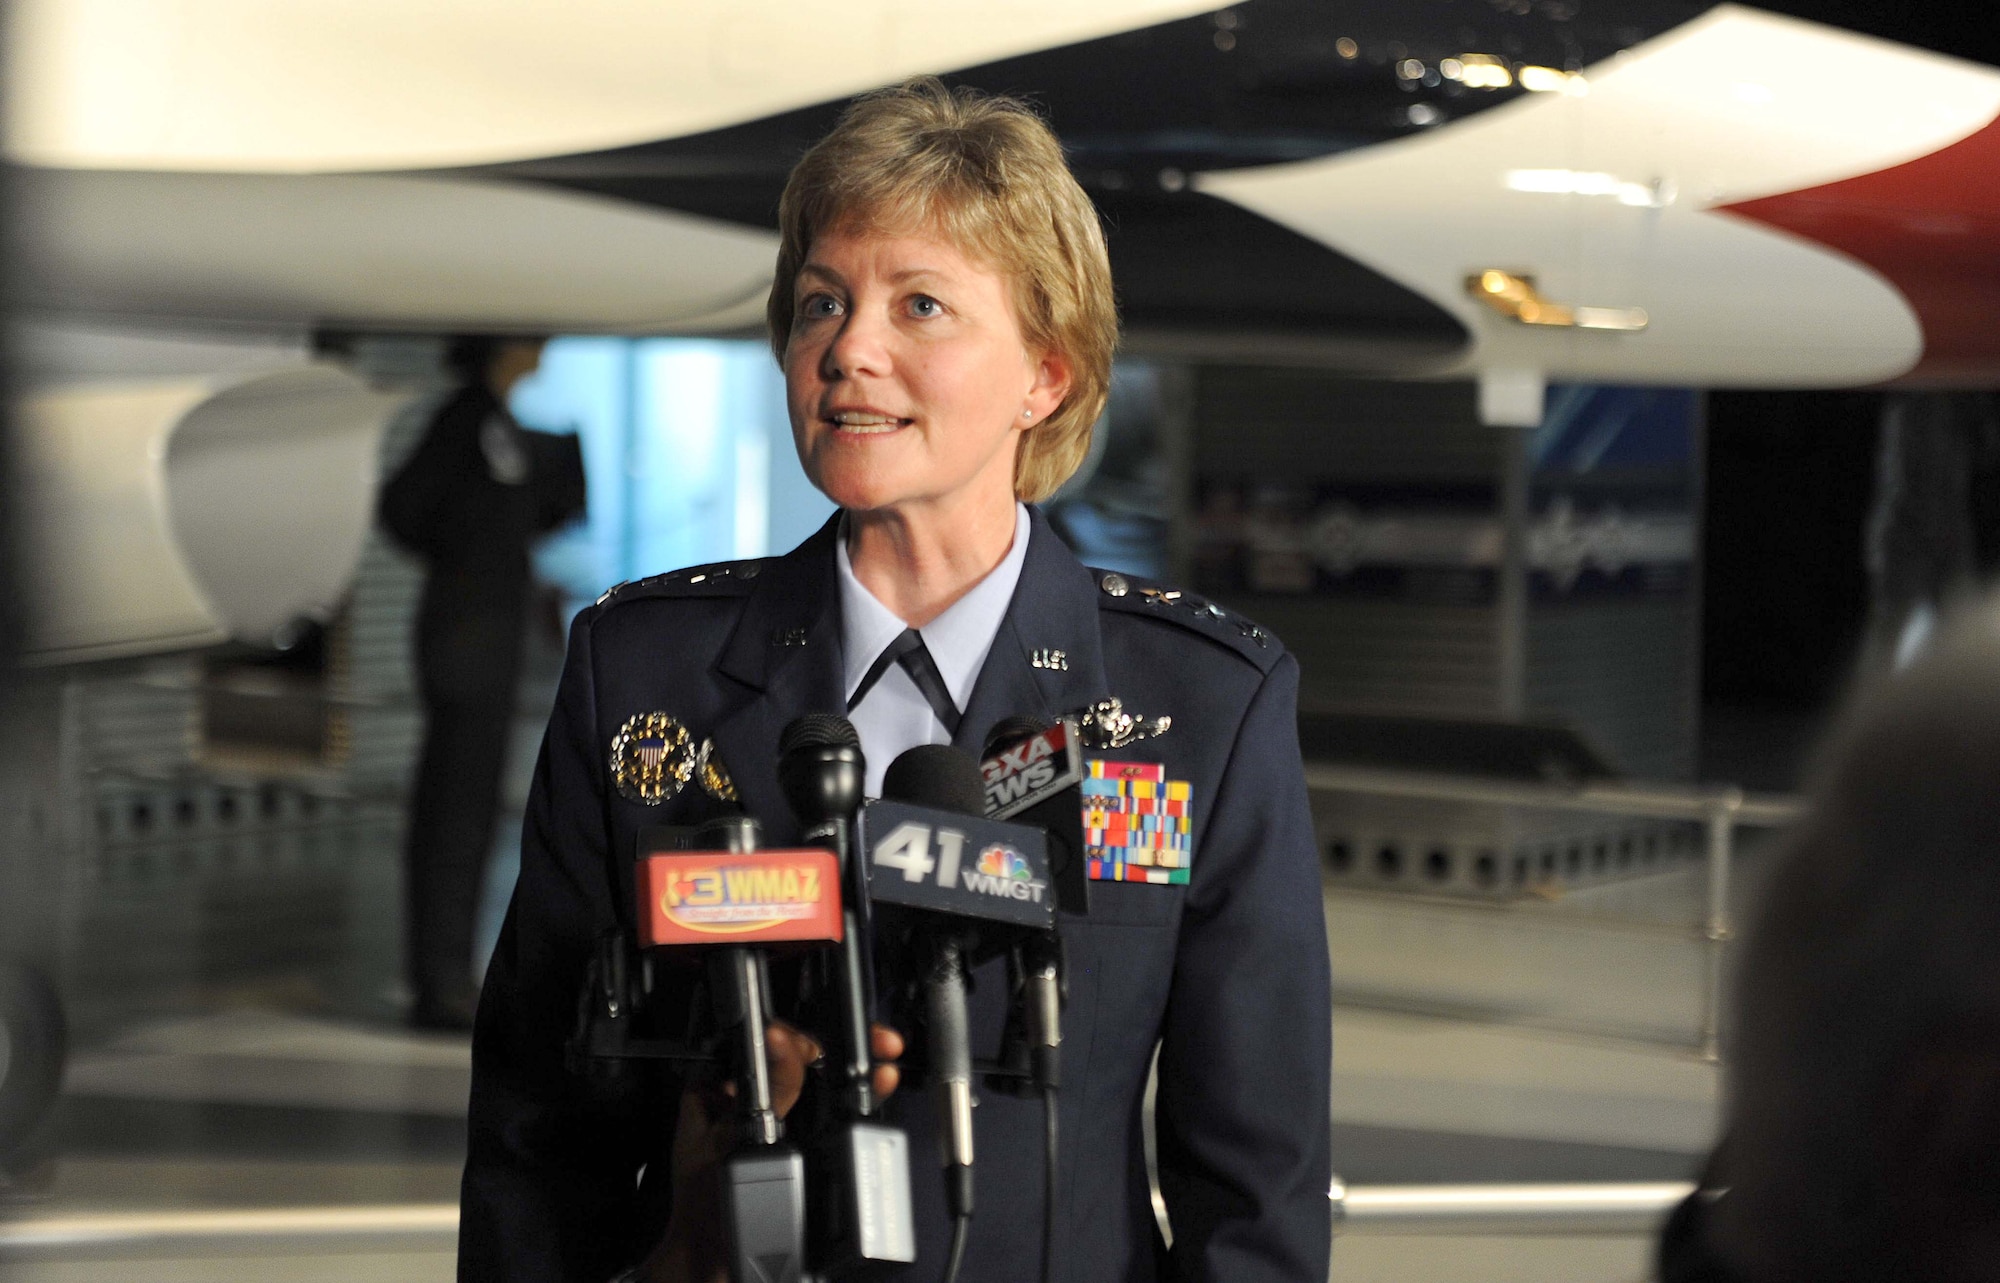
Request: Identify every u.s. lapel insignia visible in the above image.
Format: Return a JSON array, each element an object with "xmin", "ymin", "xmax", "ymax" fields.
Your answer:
[
  {"xmin": 1075, "ymin": 696, "xmax": 1171, "ymax": 750},
  {"xmin": 1030, "ymin": 648, "xmax": 1068, "ymax": 671},
  {"xmin": 695, "ymin": 738, "xmax": 739, "ymax": 803},
  {"xmin": 1082, "ymin": 759, "xmax": 1194, "ymax": 885},
  {"xmin": 610, "ymin": 712, "xmax": 697, "ymax": 805}
]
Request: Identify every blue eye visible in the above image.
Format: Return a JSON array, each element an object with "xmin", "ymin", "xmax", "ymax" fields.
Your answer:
[
  {"xmin": 800, "ymin": 293, "xmax": 840, "ymax": 319},
  {"xmin": 909, "ymin": 294, "xmax": 942, "ymax": 318}
]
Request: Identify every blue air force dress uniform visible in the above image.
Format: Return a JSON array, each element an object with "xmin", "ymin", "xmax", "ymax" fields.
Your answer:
[{"xmin": 460, "ymin": 506, "xmax": 1332, "ymax": 1282}]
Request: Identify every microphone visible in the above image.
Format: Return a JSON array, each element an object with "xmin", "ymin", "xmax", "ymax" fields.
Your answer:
[
  {"xmin": 979, "ymin": 716, "xmax": 1090, "ymax": 916},
  {"xmin": 777, "ymin": 715, "xmax": 874, "ymax": 1116},
  {"xmin": 885, "ymin": 742, "xmax": 988, "ymax": 814},
  {"xmin": 775, "ymin": 715, "xmax": 917, "ymax": 1272},
  {"xmin": 779, "ymin": 714, "xmax": 866, "ymax": 846},
  {"xmin": 868, "ymin": 745, "xmax": 1056, "ymax": 943},
  {"xmin": 866, "ymin": 745, "xmax": 1054, "ymax": 1263}
]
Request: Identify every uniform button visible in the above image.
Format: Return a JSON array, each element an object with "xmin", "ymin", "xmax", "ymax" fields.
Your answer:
[{"xmin": 1100, "ymin": 573, "xmax": 1130, "ymax": 597}]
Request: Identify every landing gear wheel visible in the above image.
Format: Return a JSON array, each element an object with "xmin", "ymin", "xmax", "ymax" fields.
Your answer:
[{"xmin": 0, "ymin": 959, "xmax": 66, "ymax": 1177}]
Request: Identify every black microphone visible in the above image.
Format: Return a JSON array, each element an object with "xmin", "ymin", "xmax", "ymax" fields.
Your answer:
[
  {"xmin": 776, "ymin": 715, "xmax": 917, "ymax": 1271},
  {"xmin": 884, "ymin": 743, "xmax": 988, "ymax": 815},
  {"xmin": 980, "ymin": 716, "xmax": 1090, "ymax": 916},
  {"xmin": 870, "ymin": 746, "xmax": 1056, "ymax": 945},
  {"xmin": 777, "ymin": 715, "xmax": 874, "ymax": 1116},
  {"xmin": 868, "ymin": 744, "xmax": 1054, "ymax": 1256}
]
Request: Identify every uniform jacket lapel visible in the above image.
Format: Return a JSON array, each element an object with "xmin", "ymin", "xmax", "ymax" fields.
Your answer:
[
  {"xmin": 953, "ymin": 506, "xmax": 1110, "ymax": 756},
  {"xmin": 704, "ymin": 507, "xmax": 1109, "ymax": 828},
  {"xmin": 706, "ymin": 515, "xmax": 845, "ymax": 842}
]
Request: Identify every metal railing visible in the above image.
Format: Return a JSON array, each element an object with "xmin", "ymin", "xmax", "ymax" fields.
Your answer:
[
  {"xmin": 1304, "ymin": 763, "xmax": 1802, "ymax": 1059},
  {"xmin": 0, "ymin": 1184, "xmax": 1699, "ymax": 1258},
  {"xmin": 0, "ymin": 1204, "xmax": 461, "ymax": 1257},
  {"xmin": 1332, "ymin": 1179, "xmax": 1694, "ymax": 1235}
]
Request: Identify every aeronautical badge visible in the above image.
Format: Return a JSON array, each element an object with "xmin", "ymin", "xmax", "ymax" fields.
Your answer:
[
  {"xmin": 1081, "ymin": 760, "xmax": 1194, "ymax": 885},
  {"xmin": 695, "ymin": 738, "xmax": 739, "ymax": 803},
  {"xmin": 1075, "ymin": 696, "xmax": 1171, "ymax": 750},
  {"xmin": 610, "ymin": 712, "xmax": 697, "ymax": 805}
]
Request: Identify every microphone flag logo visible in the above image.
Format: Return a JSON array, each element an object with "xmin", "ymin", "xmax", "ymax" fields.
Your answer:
[{"xmin": 636, "ymin": 849, "xmax": 843, "ymax": 946}]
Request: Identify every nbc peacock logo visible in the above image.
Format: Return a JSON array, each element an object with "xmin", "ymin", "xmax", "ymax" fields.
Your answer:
[{"xmin": 976, "ymin": 845, "xmax": 1033, "ymax": 881}]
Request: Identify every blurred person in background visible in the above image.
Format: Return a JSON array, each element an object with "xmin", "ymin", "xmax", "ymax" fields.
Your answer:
[
  {"xmin": 460, "ymin": 80, "xmax": 1330, "ymax": 1283},
  {"xmin": 1659, "ymin": 598, "xmax": 2000, "ymax": 1282},
  {"xmin": 380, "ymin": 336, "xmax": 585, "ymax": 1031},
  {"xmin": 1862, "ymin": 392, "xmax": 2000, "ymax": 671}
]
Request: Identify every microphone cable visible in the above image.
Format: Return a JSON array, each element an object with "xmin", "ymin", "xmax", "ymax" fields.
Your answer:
[
  {"xmin": 1023, "ymin": 933, "xmax": 1063, "ymax": 1283},
  {"xmin": 1042, "ymin": 1084, "xmax": 1059, "ymax": 1283},
  {"xmin": 984, "ymin": 720, "xmax": 1067, "ymax": 1283},
  {"xmin": 943, "ymin": 1213, "xmax": 971, "ymax": 1283}
]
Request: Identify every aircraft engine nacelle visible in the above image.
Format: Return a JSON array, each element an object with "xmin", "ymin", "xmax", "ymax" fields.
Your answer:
[{"xmin": 13, "ymin": 364, "xmax": 410, "ymax": 665}]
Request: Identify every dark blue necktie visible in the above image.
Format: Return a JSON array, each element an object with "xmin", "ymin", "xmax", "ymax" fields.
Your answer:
[{"xmin": 848, "ymin": 627, "xmax": 962, "ymax": 736}]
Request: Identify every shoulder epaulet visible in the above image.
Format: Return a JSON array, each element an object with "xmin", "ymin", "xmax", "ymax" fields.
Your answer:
[
  {"xmin": 1090, "ymin": 569, "xmax": 1284, "ymax": 673},
  {"xmin": 594, "ymin": 558, "xmax": 770, "ymax": 608}
]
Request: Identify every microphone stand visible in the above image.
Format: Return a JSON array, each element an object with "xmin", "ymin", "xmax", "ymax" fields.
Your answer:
[{"xmin": 698, "ymin": 817, "xmax": 812, "ymax": 1283}]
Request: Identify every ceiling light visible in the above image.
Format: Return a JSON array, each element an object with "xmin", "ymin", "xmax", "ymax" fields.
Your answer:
[
  {"xmin": 1518, "ymin": 65, "xmax": 1575, "ymax": 92},
  {"xmin": 1455, "ymin": 54, "xmax": 1514, "ymax": 89}
]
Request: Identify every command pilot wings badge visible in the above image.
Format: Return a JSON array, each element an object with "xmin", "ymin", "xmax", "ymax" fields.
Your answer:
[{"xmin": 1075, "ymin": 696, "xmax": 1171, "ymax": 750}]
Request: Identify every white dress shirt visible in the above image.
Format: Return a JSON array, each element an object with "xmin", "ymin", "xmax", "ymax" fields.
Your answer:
[{"xmin": 837, "ymin": 503, "xmax": 1032, "ymax": 796}]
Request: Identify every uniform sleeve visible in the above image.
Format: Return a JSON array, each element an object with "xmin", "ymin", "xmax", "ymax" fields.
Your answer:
[
  {"xmin": 460, "ymin": 610, "xmax": 674, "ymax": 1281},
  {"xmin": 1155, "ymin": 652, "xmax": 1333, "ymax": 1281}
]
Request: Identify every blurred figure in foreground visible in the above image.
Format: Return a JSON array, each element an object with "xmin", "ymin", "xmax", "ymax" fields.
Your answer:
[
  {"xmin": 380, "ymin": 336, "xmax": 584, "ymax": 1030},
  {"xmin": 1661, "ymin": 599, "xmax": 2000, "ymax": 1282}
]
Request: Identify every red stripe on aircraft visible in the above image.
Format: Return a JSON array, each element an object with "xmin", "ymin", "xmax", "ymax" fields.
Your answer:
[{"xmin": 1720, "ymin": 112, "xmax": 2000, "ymax": 385}]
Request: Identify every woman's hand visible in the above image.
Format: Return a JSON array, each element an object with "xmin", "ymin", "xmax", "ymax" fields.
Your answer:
[{"xmin": 639, "ymin": 1023, "xmax": 904, "ymax": 1283}]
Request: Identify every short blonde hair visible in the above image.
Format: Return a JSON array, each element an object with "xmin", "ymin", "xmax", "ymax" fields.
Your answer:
[{"xmin": 768, "ymin": 78, "xmax": 1118, "ymax": 503}]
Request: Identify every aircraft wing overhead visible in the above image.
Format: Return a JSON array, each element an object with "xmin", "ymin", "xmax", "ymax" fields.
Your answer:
[
  {"xmin": 15, "ymin": 170, "xmax": 781, "ymax": 334},
  {"xmin": 7, "ymin": 0, "xmax": 1999, "ymax": 387},
  {"xmin": 3, "ymin": 0, "xmax": 1222, "ymax": 172},
  {"xmin": 1197, "ymin": 5, "xmax": 2000, "ymax": 387}
]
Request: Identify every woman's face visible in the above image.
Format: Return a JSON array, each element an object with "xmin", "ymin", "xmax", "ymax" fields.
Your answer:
[{"xmin": 783, "ymin": 223, "xmax": 1070, "ymax": 521}]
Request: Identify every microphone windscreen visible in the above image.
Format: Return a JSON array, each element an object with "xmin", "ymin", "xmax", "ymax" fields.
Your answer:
[
  {"xmin": 982, "ymin": 715, "xmax": 1051, "ymax": 760},
  {"xmin": 780, "ymin": 712, "xmax": 860, "ymax": 757},
  {"xmin": 881, "ymin": 744, "xmax": 986, "ymax": 817}
]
